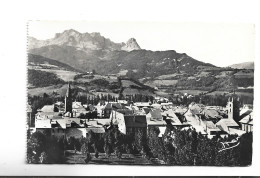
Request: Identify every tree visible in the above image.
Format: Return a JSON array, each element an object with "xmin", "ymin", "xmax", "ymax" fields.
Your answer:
[
  {"xmin": 238, "ymin": 132, "xmax": 252, "ymax": 166},
  {"xmin": 39, "ymin": 151, "xmax": 48, "ymax": 163},
  {"xmin": 84, "ymin": 152, "xmax": 92, "ymax": 163},
  {"xmin": 134, "ymin": 129, "xmax": 147, "ymax": 153},
  {"xmin": 27, "ymin": 131, "xmax": 47, "ymax": 163}
]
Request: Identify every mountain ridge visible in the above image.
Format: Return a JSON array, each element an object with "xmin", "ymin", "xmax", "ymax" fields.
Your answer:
[
  {"xmin": 28, "ymin": 29, "xmax": 217, "ymax": 80},
  {"xmin": 28, "ymin": 29, "xmax": 141, "ymax": 52},
  {"xmin": 228, "ymin": 62, "xmax": 254, "ymax": 69}
]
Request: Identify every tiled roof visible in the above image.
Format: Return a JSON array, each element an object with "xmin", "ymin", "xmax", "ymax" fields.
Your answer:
[
  {"xmin": 96, "ymin": 118, "xmax": 111, "ymax": 126},
  {"xmin": 135, "ymin": 102, "xmax": 151, "ymax": 107},
  {"xmin": 172, "ymin": 106, "xmax": 188, "ymax": 114},
  {"xmin": 41, "ymin": 105, "xmax": 55, "ymax": 112},
  {"xmin": 149, "ymin": 109, "xmax": 162, "ymax": 119},
  {"xmin": 36, "ymin": 112, "xmax": 62, "ymax": 120},
  {"xmin": 185, "ymin": 110, "xmax": 200, "ymax": 125},
  {"xmin": 229, "ymin": 128, "xmax": 246, "ymax": 136},
  {"xmin": 240, "ymin": 109, "xmax": 252, "ymax": 120},
  {"xmin": 189, "ymin": 103, "xmax": 203, "ymax": 115},
  {"xmin": 105, "ymin": 103, "xmax": 123, "ymax": 110},
  {"xmin": 203, "ymin": 121, "xmax": 221, "ymax": 131},
  {"xmin": 56, "ymin": 119, "xmax": 66, "ymax": 129},
  {"xmin": 239, "ymin": 111, "xmax": 253, "ymax": 125},
  {"xmin": 166, "ymin": 115, "xmax": 183, "ymax": 125},
  {"xmin": 204, "ymin": 109, "xmax": 220, "ymax": 118},
  {"xmin": 216, "ymin": 118, "xmax": 239, "ymax": 127}
]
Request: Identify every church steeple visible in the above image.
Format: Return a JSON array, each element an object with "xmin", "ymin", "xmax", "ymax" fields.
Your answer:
[
  {"xmin": 227, "ymin": 96, "xmax": 240, "ymax": 124},
  {"xmin": 65, "ymin": 83, "xmax": 72, "ymax": 116}
]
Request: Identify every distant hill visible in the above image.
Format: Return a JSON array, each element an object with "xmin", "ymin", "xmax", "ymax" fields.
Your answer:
[
  {"xmin": 28, "ymin": 53, "xmax": 80, "ymax": 72},
  {"xmin": 29, "ymin": 46, "xmax": 215, "ymax": 80},
  {"xmin": 228, "ymin": 62, "xmax": 254, "ymax": 69}
]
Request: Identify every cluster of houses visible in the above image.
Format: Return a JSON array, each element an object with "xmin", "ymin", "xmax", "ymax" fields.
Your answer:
[{"xmin": 27, "ymin": 84, "xmax": 253, "ymax": 139}]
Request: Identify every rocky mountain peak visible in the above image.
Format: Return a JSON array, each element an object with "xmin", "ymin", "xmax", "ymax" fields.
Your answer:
[
  {"xmin": 28, "ymin": 29, "xmax": 142, "ymax": 52},
  {"xmin": 121, "ymin": 38, "xmax": 141, "ymax": 51}
]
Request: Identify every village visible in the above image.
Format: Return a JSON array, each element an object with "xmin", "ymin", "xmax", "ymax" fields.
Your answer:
[
  {"xmin": 26, "ymin": 83, "xmax": 254, "ymax": 165},
  {"xmin": 27, "ymin": 83, "xmax": 253, "ymax": 140}
]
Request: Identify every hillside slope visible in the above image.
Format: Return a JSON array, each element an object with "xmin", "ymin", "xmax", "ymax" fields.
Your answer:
[
  {"xmin": 29, "ymin": 46, "xmax": 215, "ymax": 79},
  {"xmin": 28, "ymin": 53, "xmax": 80, "ymax": 72},
  {"xmin": 228, "ymin": 62, "xmax": 254, "ymax": 69}
]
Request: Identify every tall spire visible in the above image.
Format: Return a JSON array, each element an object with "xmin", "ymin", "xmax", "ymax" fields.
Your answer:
[
  {"xmin": 65, "ymin": 82, "xmax": 72, "ymax": 116},
  {"xmin": 66, "ymin": 82, "xmax": 71, "ymax": 97}
]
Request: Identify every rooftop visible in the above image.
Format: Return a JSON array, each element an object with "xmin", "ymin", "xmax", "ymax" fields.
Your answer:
[
  {"xmin": 216, "ymin": 118, "xmax": 239, "ymax": 127},
  {"xmin": 239, "ymin": 111, "xmax": 253, "ymax": 125},
  {"xmin": 147, "ymin": 117, "xmax": 166, "ymax": 126},
  {"xmin": 149, "ymin": 108, "xmax": 162, "ymax": 119},
  {"xmin": 203, "ymin": 121, "xmax": 221, "ymax": 131},
  {"xmin": 40, "ymin": 105, "xmax": 55, "ymax": 112}
]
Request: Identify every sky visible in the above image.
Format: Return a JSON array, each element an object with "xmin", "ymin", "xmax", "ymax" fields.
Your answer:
[{"xmin": 28, "ymin": 21, "xmax": 255, "ymax": 67}]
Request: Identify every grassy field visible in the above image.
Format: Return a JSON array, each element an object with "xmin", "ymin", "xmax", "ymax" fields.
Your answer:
[
  {"xmin": 30, "ymin": 68, "xmax": 80, "ymax": 82},
  {"xmin": 155, "ymin": 73, "xmax": 179, "ymax": 80},
  {"xmin": 154, "ymin": 90, "xmax": 171, "ymax": 97},
  {"xmin": 215, "ymin": 71, "xmax": 234, "ymax": 78},
  {"xmin": 75, "ymin": 74, "xmax": 118, "ymax": 84},
  {"xmin": 196, "ymin": 71, "xmax": 211, "ymax": 77},
  {"xmin": 145, "ymin": 80, "xmax": 178, "ymax": 87},
  {"xmin": 176, "ymin": 90, "xmax": 206, "ymax": 95},
  {"xmin": 64, "ymin": 150, "xmax": 165, "ymax": 165},
  {"xmin": 28, "ymin": 84, "xmax": 68, "ymax": 96},
  {"xmin": 122, "ymin": 88, "xmax": 154, "ymax": 96},
  {"xmin": 206, "ymin": 91, "xmax": 253, "ymax": 97},
  {"xmin": 121, "ymin": 79, "xmax": 142, "ymax": 88}
]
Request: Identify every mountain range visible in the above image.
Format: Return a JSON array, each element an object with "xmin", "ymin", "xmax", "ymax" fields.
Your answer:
[
  {"xmin": 228, "ymin": 62, "xmax": 254, "ymax": 69},
  {"xmin": 27, "ymin": 29, "xmax": 254, "ymax": 98},
  {"xmin": 28, "ymin": 29, "xmax": 216, "ymax": 79},
  {"xmin": 28, "ymin": 29, "xmax": 141, "ymax": 52}
]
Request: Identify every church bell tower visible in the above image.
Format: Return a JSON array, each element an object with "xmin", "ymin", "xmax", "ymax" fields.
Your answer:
[{"xmin": 65, "ymin": 83, "xmax": 73, "ymax": 117}]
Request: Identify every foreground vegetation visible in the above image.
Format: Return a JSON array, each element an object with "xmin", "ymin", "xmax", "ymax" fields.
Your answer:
[{"xmin": 27, "ymin": 125, "xmax": 252, "ymax": 166}]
